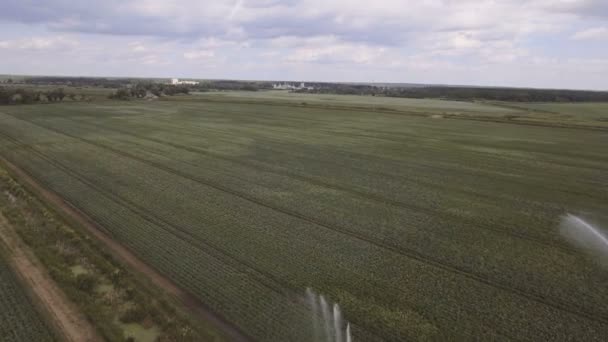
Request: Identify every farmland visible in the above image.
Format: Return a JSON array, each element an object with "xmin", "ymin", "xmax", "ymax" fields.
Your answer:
[
  {"xmin": 0, "ymin": 93, "xmax": 607, "ymax": 341},
  {"xmin": 493, "ymin": 101, "xmax": 608, "ymax": 124},
  {"xmin": 0, "ymin": 251, "xmax": 56, "ymax": 341}
]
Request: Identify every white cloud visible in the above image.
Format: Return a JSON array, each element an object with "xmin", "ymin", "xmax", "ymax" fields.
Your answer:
[
  {"xmin": 279, "ymin": 36, "xmax": 387, "ymax": 64},
  {"xmin": 572, "ymin": 27, "xmax": 608, "ymax": 40},
  {"xmin": 129, "ymin": 42, "xmax": 147, "ymax": 53},
  {"xmin": 0, "ymin": 36, "xmax": 77, "ymax": 50},
  {"xmin": 183, "ymin": 50, "xmax": 215, "ymax": 60}
]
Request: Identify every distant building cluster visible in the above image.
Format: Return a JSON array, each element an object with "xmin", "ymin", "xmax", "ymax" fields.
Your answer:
[
  {"xmin": 170, "ymin": 78, "xmax": 199, "ymax": 85},
  {"xmin": 273, "ymin": 82, "xmax": 314, "ymax": 90}
]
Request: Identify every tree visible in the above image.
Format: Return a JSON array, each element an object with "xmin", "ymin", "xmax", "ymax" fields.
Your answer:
[
  {"xmin": 109, "ymin": 88, "xmax": 131, "ymax": 100},
  {"xmin": 46, "ymin": 88, "xmax": 66, "ymax": 102},
  {"xmin": 0, "ymin": 88, "xmax": 10, "ymax": 104}
]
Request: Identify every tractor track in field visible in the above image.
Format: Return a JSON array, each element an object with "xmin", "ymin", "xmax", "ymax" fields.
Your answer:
[
  {"xmin": 0, "ymin": 120, "xmax": 396, "ymax": 341},
  {"xmin": 79, "ymin": 110, "xmax": 608, "ymax": 202},
  {"xmin": 194, "ymin": 97, "xmax": 608, "ymax": 132},
  {"xmin": 5, "ymin": 114, "xmax": 608, "ymax": 327},
  {"xmin": 0, "ymin": 131, "xmax": 291, "ymax": 296},
  {"xmin": 98, "ymin": 110, "xmax": 608, "ymax": 197},
  {"xmin": 64, "ymin": 115, "xmax": 580, "ymax": 254},
  {"xmin": 126, "ymin": 135, "xmax": 580, "ymax": 255},
  {"xmin": 4, "ymin": 113, "xmax": 574, "ymax": 257},
  {"xmin": 162, "ymin": 109, "xmax": 608, "ymax": 196},
  {"xmin": 0, "ymin": 136, "xmax": 251, "ymax": 342},
  {"xmin": 141, "ymin": 103, "xmax": 608, "ymax": 172}
]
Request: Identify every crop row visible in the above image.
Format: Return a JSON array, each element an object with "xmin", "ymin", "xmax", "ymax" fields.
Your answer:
[{"xmin": 0, "ymin": 253, "xmax": 56, "ymax": 342}]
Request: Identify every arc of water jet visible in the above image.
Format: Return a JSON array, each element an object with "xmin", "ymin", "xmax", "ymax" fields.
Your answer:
[
  {"xmin": 320, "ymin": 296, "xmax": 333, "ymax": 342},
  {"xmin": 568, "ymin": 214, "xmax": 608, "ymax": 247},
  {"xmin": 334, "ymin": 304, "xmax": 343, "ymax": 342},
  {"xmin": 306, "ymin": 288, "xmax": 320, "ymax": 341},
  {"xmin": 346, "ymin": 323, "xmax": 352, "ymax": 342}
]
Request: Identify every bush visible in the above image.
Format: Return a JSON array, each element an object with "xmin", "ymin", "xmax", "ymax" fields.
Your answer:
[
  {"xmin": 75, "ymin": 273, "xmax": 97, "ymax": 293},
  {"xmin": 120, "ymin": 306, "xmax": 147, "ymax": 323}
]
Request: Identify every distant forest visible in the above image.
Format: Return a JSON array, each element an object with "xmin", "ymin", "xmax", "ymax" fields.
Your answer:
[
  {"xmin": 294, "ymin": 83, "xmax": 608, "ymax": 102},
  {"xmin": 2, "ymin": 76, "xmax": 607, "ymax": 102}
]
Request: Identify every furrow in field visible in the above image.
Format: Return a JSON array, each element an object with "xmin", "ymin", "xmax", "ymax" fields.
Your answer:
[
  {"xmin": 87, "ymin": 109, "xmax": 608, "ymax": 210},
  {"xmin": 152, "ymin": 103, "xmax": 608, "ymax": 176},
  {"xmin": 0, "ymin": 130, "xmax": 294, "ymax": 294},
  {"xmin": 64, "ymin": 114, "xmax": 581, "ymax": 250},
  {"xmin": 0, "ymin": 131, "xmax": 318, "ymax": 341}
]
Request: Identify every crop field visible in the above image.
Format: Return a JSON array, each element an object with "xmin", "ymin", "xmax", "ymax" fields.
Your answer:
[
  {"xmin": 496, "ymin": 101, "xmax": 608, "ymax": 123},
  {"xmin": 195, "ymin": 90, "xmax": 519, "ymax": 115},
  {"xmin": 0, "ymin": 252, "xmax": 56, "ymax": 341},
  {"xmin": 0, "ymin": 93, "xmax": 607, "ymax": 341}
]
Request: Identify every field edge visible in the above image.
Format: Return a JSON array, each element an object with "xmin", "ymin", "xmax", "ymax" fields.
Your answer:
[{"xmin": 0, "ymin": 156, "xmax": 248, "ymax": 342}]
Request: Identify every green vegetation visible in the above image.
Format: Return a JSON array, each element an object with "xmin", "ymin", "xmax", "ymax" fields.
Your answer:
[
  {"xmin": 109, "ymin": 83, "xmax": 190, "ymax": 100},
  {"xmin": 0, "ymin": 250, "xmax": 56, "ymax": 342},
  {"xmin": 197, "ymin": 90, "xmax": 518, "ymax": 114},
  {"xmin": 0, "ymin": 168, "xmax": 227, "ymax": 342},
  {"xmin": 296, "ymin": 83, "xmax": 608, "ymax": 102},
  {"xmin": 0, "ymin": 87, "xmax": 73, "ymax": 105},
  {"xmin": 493, "ymin": 101, "xmax": 608, "ymax": 123},
  {"xmin": 0, "ymin": 93, "xmax": 606, "ymax": 341}
]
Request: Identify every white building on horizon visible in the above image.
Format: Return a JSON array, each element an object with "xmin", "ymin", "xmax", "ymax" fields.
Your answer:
[
  {"xmin": 171, "ymin": 78, "xmax": 199, "ymax": 85},
  {"xmin": 273, "ymin": 82, "xmax": 313, "ymax": 90}
]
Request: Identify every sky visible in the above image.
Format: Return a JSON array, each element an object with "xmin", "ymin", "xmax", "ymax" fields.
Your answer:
[{"xmin": 1, "ymin": 0, "xmax": 607, "ymax": 89}]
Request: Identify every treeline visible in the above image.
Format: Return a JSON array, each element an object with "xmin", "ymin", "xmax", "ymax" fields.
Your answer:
[
  {"xmin": 384, "ymin": 86, "xmax": 608, "ymax": 102},
  {"xmin": 16, "ymin": 76, "xmax": 277, "ymax": 93},
  {"xmin": 295, "ymin": 83, "xmax": 376, "ymax": 95},
  {"xmin": 21, "ymin": 76, "xmax": 273, "ymax": 92},
  {"xmin": 0, "ymin": 87, "xmax": 78, "ymax": 105},
  {"xmin": 24, "ymin": 76, "xmax": 136, "ymax": 88},
  {"xmin": 296, "ymin": 84, "xmax": 608, "ymax": 102},
  {"xmin": 195, "ymin": 80, "xmax": 272, "ymax": 91},
  {"xmin": 109, "ymin": 82, "xmax": 191, "ymax": 100}
]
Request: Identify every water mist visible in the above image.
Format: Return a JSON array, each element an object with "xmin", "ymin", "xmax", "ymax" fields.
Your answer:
[
  {"xmin": 306, "ymin": 288, "xmax": 353, "ymax": 342},
  {"xmin": 560, "ymin": 214, "xmax": 608, "ymax": 266}
]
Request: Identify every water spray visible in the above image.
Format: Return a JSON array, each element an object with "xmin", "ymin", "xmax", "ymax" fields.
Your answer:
[
  {"xmin": 560, "ymin": 213, "xmax": 608, "ymax": 265},
  {"xmin": 306, "ymin": 288, "xmax": 353, "ymax": 342}
]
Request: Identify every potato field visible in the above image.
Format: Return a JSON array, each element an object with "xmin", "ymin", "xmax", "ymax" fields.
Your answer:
[
  {"xmin": 0, "ymin": 94, "xmax": 607, "ymax": 341},
  {"xmin": 0, "ymin": 252, "xmax": 56, "ymax": 341}
]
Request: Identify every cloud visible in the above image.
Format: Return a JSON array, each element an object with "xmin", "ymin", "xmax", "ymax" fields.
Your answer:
[
  {"xmin": 0, "ymin": 36, "xmax": 77, "ymax": 50},
  {"xmin": 0, "ymin": 0, "xmax": 607, "ymax": 89},
  {"xmin": 547, "ymin": 0, "xmax": 608, "ymax": 19},
  {"xmin": 228, "ymin": 0, "xmax": 244, "ymax": 20},
  {"xmin": 183, "ymin": 50, "xmax": 215, "ymax": 60},
  {"xmin": 129, "ymin": 42, "xmax": 147, "ymax": 52},
  {"xmin": 572, "ymin": 27, "xmax": 608, "ymax": 40},
  {"xmin": 0, "ymin": 0, "xmax": 578, "ymax": 43}
]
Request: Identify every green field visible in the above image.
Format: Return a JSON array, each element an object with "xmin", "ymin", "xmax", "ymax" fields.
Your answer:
[
  {"xmin": 195, "ymin": 90, "xmax": 518, "ymax": 114},
  {"xmin": 494, "ymin": 101, "xmax": 608, "ymax": 122},
  {"xmin": 0, "ymin": 251, "xmax": 56, "ymax": 341},
  {"xmin": 0, "ymin": 93, "xmax": 607, "ymax": 341}
]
